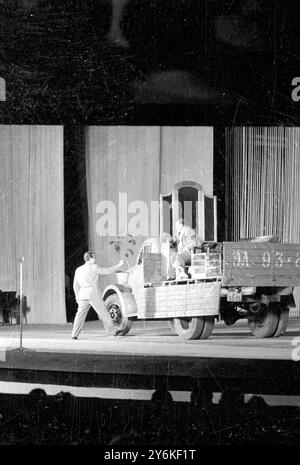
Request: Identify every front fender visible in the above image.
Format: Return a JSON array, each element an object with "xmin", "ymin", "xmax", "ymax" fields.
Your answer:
[{"xmin": 102, "ymin": 284, "xmax": 138, "ymax": 317}]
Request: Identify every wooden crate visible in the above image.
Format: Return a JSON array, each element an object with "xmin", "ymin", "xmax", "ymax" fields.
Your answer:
[
  {"xmin": 137, "ymin": 281, "xmax": 221, "ymax": 318},
  {"xmin": 223, "ymin": 242, "xmax": 300, "ymax": 286},
  {"xmin": 190, "ymin": 253, "xmax": 222, "ymax": 279}
]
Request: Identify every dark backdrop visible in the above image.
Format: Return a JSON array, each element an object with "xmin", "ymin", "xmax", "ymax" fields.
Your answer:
[{"xmin": 0, "ymin": 0, "xmax": 298, "ymax": 126}]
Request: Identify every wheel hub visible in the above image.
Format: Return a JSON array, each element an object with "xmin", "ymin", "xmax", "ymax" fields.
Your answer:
[
  {"xmin": 180, "ymin": 317, "xmax": 192, "ymax": 329},
  {"xmin": 248, "ymin": 305, "xmax": 272, "ymax": 328},
  {"xmin": 108, "ymin": 303, "xmax": 121, "ymax": 324},
  {"xmin": 249, "ymin": 302, "xmax": 262, "ymax": 314}
]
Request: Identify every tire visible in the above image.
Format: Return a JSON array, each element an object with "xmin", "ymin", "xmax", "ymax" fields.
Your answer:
[
  {"xmin": 273, "ymin": 307, "xmax": 290, "ymax": 338},
  {"xmin": 248, "ymin": 309, "xmax": 279, "ymax": 338},
  {"xmin": 168, "ymin": 319, "xmax": 176, "ymax": 333},
  {"xmin": 174, "ymin": 317, "xmax": 205, "ymax": 340},
  {"xmin": 198, "ymin": 316, "xmax": 215, "ymax": 340},
  {"xmin": 104, "ymin": 293, "xmax": 132, "ymax": 336}
]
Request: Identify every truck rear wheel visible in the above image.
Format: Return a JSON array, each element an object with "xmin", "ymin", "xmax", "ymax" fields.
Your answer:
[
  {"xmin": 273, "ymin": 308, "xmax": 290, "ymax": 337},
  {"xmin": 104, "ymin": 293, "xmax": 132, "ymax": 336},
  {"xmin": 198, "ymin": 316, "xmax": 215, "ymax": 340},
  {"xmin": 173, "ymin": 317, "xmax": 205, "ymax": 340},
  {"xmin": 173, "ymin": 316, "xmax": 215, "ymax": 340},
  {"xmin": 168, "ymin": 319, "xmax": 176, "ymax": 333},
  {"xmin": 248, "ymin": 309, "xmax": 279, "ymax": 338}
]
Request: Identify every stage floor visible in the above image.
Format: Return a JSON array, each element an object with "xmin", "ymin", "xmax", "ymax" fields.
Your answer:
[
  {"xmin": 0, "ymin": 318, "xmax": 300, "ymax": 357},
  {"xmin": 0, "ymin": 318, "xmax": 298, "ymax": 364},
  {"xmin": 0, "ymin": 318, "xmax": 299, "ymax": 358}
]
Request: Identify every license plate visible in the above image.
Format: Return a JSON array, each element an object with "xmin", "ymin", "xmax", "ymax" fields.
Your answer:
[{"xmin": 227, "ymin": 291, "xmax": 242, "ymax": 302}]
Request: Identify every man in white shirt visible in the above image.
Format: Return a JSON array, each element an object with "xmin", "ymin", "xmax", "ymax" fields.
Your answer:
[
  {"xmin": 172, "ymin": 218, "xmax": 201, "ymax": 279},
  {"xmin": 72, "ymin": 251, "xmax": 124, "ymax": 339}
]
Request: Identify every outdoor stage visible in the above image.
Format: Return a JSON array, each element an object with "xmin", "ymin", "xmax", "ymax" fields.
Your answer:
[{"xmin": 0, "ymin": 319, "xmax": 299, "ymax": 396}]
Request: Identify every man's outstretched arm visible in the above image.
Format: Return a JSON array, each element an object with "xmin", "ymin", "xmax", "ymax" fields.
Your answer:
[{"xmin": 96, "ymin": 260, "xmax": 124, "ymax": 275}]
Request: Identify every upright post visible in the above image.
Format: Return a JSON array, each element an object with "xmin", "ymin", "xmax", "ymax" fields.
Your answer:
[{"xmin": 18, "ymin": 256, "xmax": 24, "ymax": 350}]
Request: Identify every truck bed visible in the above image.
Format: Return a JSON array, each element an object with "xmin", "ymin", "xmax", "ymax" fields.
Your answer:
[{"xmin": 223, "ymin": 242, "xmax": 300, "ymax": 287}]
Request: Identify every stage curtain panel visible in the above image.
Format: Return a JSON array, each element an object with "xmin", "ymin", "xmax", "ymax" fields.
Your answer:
[
  {"xmin": 0, "ymin": 125, "xmax": 66, "ymax": 324},
  {"xmin": 225, "ymin": 126, "xmax": 300, "ymax": 316},
  {"xmin": 160, "ymin": 127, "xmax": 214, "ymax": 196},
  {"xmin": 85, "ymin": 126, "xmax": 161, "ymax": 291}
]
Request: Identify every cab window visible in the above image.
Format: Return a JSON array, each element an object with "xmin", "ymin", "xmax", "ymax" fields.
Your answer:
[{"xmin": 143, "ymin": 244, "xmax": 151, "ymax": 254}]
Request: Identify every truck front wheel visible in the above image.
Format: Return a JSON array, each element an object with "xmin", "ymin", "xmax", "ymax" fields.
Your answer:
[
  {"xmin": 248, "ymin": 309, "xmax": 279, "ymax": 338},
  {"xmin": 104, "ymin": 293, "xmax": 132, "ymax": 336}
]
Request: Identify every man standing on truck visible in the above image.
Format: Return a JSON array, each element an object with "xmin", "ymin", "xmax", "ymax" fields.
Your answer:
[
  {"xmin": 72, "ymin": 251, "xmax": 124, "ymax": 339},
  {"xmin": 172, "ymin": 218, "xmax": 201, "ymax": 279}
]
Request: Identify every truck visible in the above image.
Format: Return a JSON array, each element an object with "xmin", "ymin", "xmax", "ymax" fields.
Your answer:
[{"xmin": 103, "ymin": 236, "xmax": 300, "ymax": 340}]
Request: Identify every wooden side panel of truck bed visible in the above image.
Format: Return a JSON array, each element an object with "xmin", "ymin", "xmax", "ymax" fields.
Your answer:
[
  {"xmin": 223, "ymin": 242, "xmax": 300, "ymax": 287},
  {"xmin": 136, "ymin": 281, "xmax": 221, "ymax": 319}
]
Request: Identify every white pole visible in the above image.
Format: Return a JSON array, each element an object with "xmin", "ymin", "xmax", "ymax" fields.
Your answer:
[{"xmin": 18, "ymin": 256, "xmax": 24, "ymax": 350}]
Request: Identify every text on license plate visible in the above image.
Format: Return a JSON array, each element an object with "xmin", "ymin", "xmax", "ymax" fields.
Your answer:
[{"xmin": 227, "ymin": 291, "xmax": 242, "ymax": 302}]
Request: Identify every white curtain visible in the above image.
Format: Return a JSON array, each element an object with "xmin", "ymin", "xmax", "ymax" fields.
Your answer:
[{"xmin": 0, "ymin": 126, "xmax": 66, "ymax": 324}]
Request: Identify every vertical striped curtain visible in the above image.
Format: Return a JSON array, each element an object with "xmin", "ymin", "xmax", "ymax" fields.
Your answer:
[
  {"xmin": 225, "ymin": 126, "xmax": 300, "ymax": 315},
  {"xmin": 226, "ymin": 127, "xmax": 300, "ymax": 242},
  {"xmin": 0, "ymin": 125, "xmax": 66, "ymax": 324}
]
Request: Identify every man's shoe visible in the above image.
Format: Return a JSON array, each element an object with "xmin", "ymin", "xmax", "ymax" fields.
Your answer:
[
  {"xmin": 72, "ymin": 337, "xmax": 78, "ymax": 340},
  {"xmin": 113, "ymin": 328, "xmax": 123, "ymax": 337}
]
